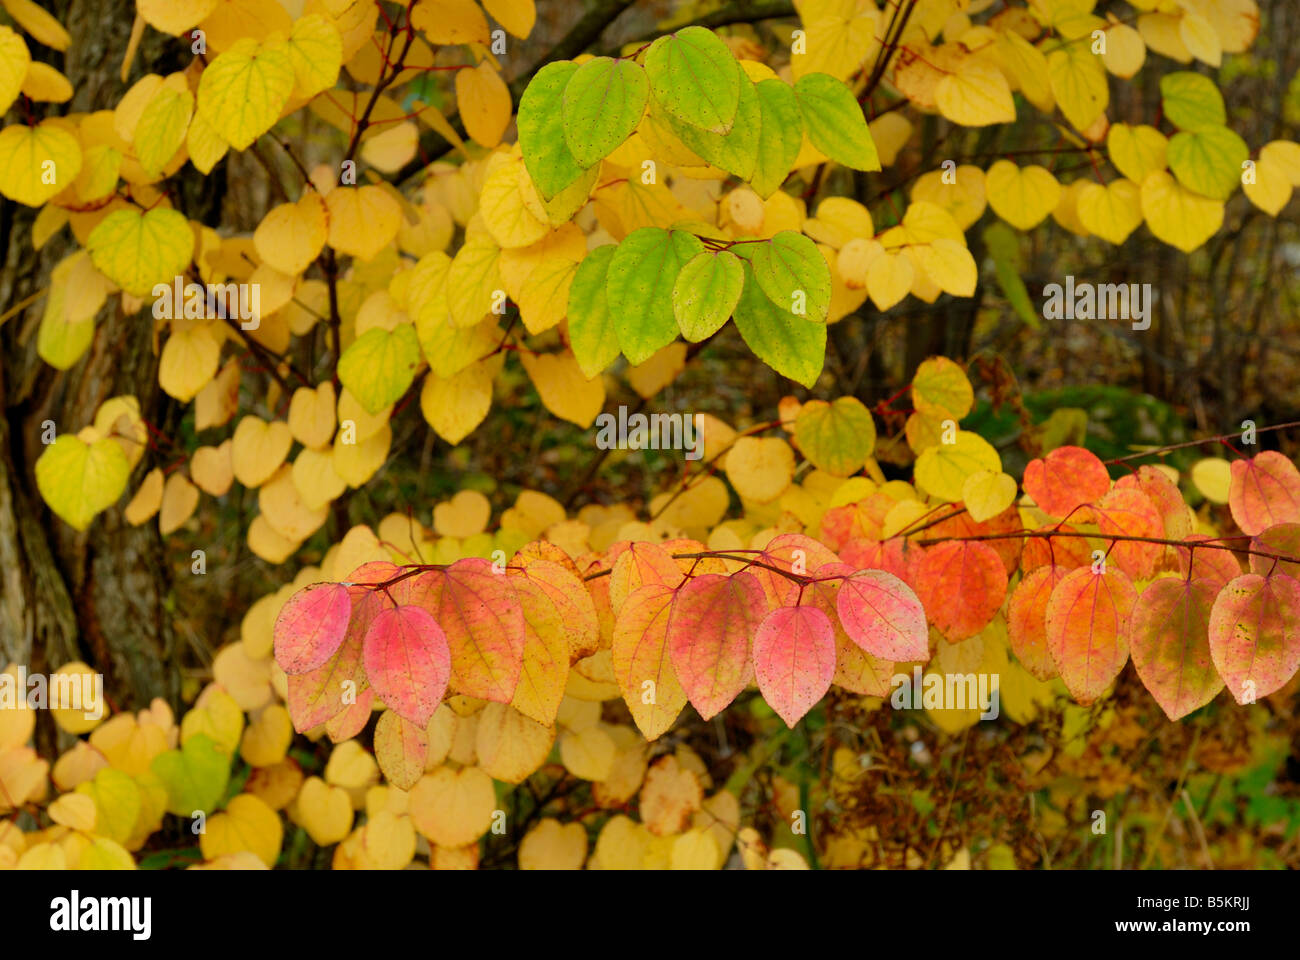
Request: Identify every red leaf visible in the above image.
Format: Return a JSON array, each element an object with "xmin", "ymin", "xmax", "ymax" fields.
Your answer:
[
  {"xmin": 273, "ymin": 582, "xmax": 352, "ymax": 675},
  {"xmin": 1023, "ymin": 445, "xmax": 1111, "ymax": 520},
  {"xmin": 362, "ymin": 604, "xmax": 451, "ymax": 727},
  {"xmin": 806, "ymin": 562, "xmax": 894, "ymax": 697},
  {"xmin": 285, "ymin": 589, "xmax": 378, "ymax": 732},
  {"xmin": 1229, "ymin": 452, "xmax": 1300, "ymax": 536},
  {"xmin": 667, "ymin": 572, "xmax": 765, "ymax": 719},
  {"xmin": 1044, "ymin": 566, "xmax": 1136, "ymax": 704},
  {"xmin": 835, "ymin": 568, "xmax": 928, "ymax": 661},
  {"xmin": 913, "ymin": 540, "xmax": 1007, "ymax": 642},
  {"xmin": 1208, "ymin": 572, "xmax": 1300, "ymax": 703},
  {"xmin": 1130, "ymin": 577, "xmax": 1222, "ymax": 720},
  {"xmin": 753, "ymin": 605, "xmax": 835, "ymax": 727}
]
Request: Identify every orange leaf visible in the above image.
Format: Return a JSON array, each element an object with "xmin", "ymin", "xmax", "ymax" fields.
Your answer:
[
  {"xmin": 914, "ymin": 540, "xmax": 1007, "ymax": 642},
  {"xmin": 1023, "ymin": 445, "xmax": 1111, "ymax": 520},
  {"xmin": 1045, "ymin": 566, "xmax": 1136, "ymax": 704}
]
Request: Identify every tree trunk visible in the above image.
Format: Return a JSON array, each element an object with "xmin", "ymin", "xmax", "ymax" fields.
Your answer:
[{"xmin": 0, "ymin": 0, "xmax": 221, "ymax": 711}]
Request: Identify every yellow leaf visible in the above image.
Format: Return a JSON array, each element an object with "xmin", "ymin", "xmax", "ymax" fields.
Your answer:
[
  {"xmin": 985, "ymin": 160, "xmax": 1061, "ymax": 230},
  {"xmin": 1140, "ymin": 170, "xmax": 1223, "ymax": 253},
  {"xmin": 1191, "ymin": 457, "xmax": 1231, "ymax": 504},
  {"xmin": 1107, "ymin": 123, "xmax": 1166, "ymax": 183},
  {"xmin": 866, "ymin": 250, "xmax": 913, "ymax": 311},
  {"xmin": 1047, "ymin": 41, "xmax": 1108, "ymax": 132},
  {"xmin": 1076, "ymin": 178, "xmax": 1143, "ymax": 244},
  {"xmin": 240, "ymin": 704, "xmax": 292, "ymax": 767},
  {"xmin": 726, "ymin": 436, "xmax": 795, "ymax": 503},
  {"xmin": 135, "ymin": 84, "xmax": 194, "ymax": 177},
  {"xmin": 159, "ymin": 472, "xmax": 199, "ymax": 535},
  {"xmin": 409, "ymin": 766, "xmax": 496, "ymax": 847},
  {"xmin": 1243, "ymin": 155, "xmax": 1292, "ymax": 217},
  {"xmin": 0, "ymin": 26, "xmax": 31, "ymax": 116},
  {"xmin": 296, "ymin": 776, "xmax": 353, "ymax": 845},
  {"xmin": 159, "ymin": 322, "xmax": 221, "ymax": 401},
  {"xmin": 2, "ymin": 0, "xmax": 70, "ymax": 50},
  {"xmin": 962, "ymin": 469, "xmax": 1018, "ymax": 522},
  {"xmin": 558, "ymin": 725, "xmax": 617, "ymax": 781},
  {"xmin": 936, "ymin": 61, "xmax": 1016, "ymax": 126},
  {"xmin": 20, "ymin": 61, "xmax": 72, "ymax": 102},
  {"xmin": 482, "ymin": 0, "xmax": 535, "ymax": 38},
  {"xmin": 519, "ymin": 818, "xmax": 587, "ymax": 869},
  {"xmin": 914, "ymin": 430, "xmax": 1002, "ymax": 502},
  {"xmin": 1101, "ymin": 22, "xmax": 1146, "ymax": 78},
  {"xmin": 912, "ymin": 239, "xmax": 977, "ymax": 297},
  {"xmin": 287, "ymin": 380, "xmax": 336, "ymax": 450},
  {"xmin": 520, "ymin": 349, "xmax": 604, "ymax": 428},
  {"xmin": 196, "ymin": 37, "xmax": 294, "ymax": 151},
  {"xmin": 192, "ymin": 441, "xmax": 233, "ymax": 496},
  {"xmin": 254, "ymin": 190, "xmax": 328, "ymax": 275},
  {"xmin": 138, "ymin": 0, "xmax": 219, "ymax": 35},
  {"xmin": 86, "ymin": 207, "xmax": 193, "ymax": 297},
  {"xmin": 201, "ymin": 793, "xmax": 282, "ymax": 867},
  {"xmin": 231, "ymin": 415, "xmax": 293, "ymax": 489},
  {"xmin": 420, "ymin": 355, "xmax": 502, "ymax": 445},
  {"xmin": 410, "ymin": 0, "xmax": 490, "ymax": 45},
  {"xmin": 326, "ymin": 185, "xmax": 402, "ymax": 262},
  {"xmin": 1260, "ymin": 141, "xmax": 1300, "ymax": 188},
  {"xmin": 36, "ymin": 431, "xmax": 129, "ymax": 531},
  {"xmin": 284, "ymin": 13, "xmax": 342, "ymax": 99},
  {"xmin": 186, "ymin": 107, "xmax": 228, "ymax": 174},
  {"xmin": 0, "ymin": 120, "xmax": 83, "ymax": 207},
  {"xmin": 292, "ymin": 446, "xmax": 346, "ymax": 510},
  {"xmin": 456, "ymin": 61, "xmax": 511, "ymax": 148},
  {"xmin": 1178, "ymin": 11, "xmax": 1221, "ymax": 67}
]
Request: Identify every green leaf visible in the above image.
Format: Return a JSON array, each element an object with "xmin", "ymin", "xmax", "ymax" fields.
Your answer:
[
  {"xmin": 561, "ymin": 57, "xmax": 649, "ymax": 169},
  {"xmin": 732, "ymin": 263, "xmax": 825, "ymax": 388},
  {"xmin": 672, "ymin": 249, "xmax": 744, "ymax": 342},
  {"xmin": 338, "ymin": 324, "xmax": 421, "ymax": 414},
  {"xmin": 35, "ymin": 432, "xmax": 129, "ymax": 532},
  {"xmin": 151, "ymin": 734, "xmax": 231, "ymax": 817},
  {"xmin": 663, "ymin": 63, "xmax": 760, "ymax": 181},
  {"xmin": 752, "ymin": 79, "xmax": 802, "ymax": 198},
  {"xmin": 605, "ymin": 228, "xmax": 704, "ymax": 365},
  {"xmin": 568, "ymin": 244, "xmax": 619, "ymax": 378},
  {"xmin": 518, "ymin": 61, "xmax": 584, "ymax": 201},
  {"xmin": 794, "ymin": 397, "xmax": 877, "ymax": 476},
  {"xmin": 1167, "ymin": 125, "xmax": 1248, "ymax": 201},
  {"xmin": 644, "ymin": 26, "xmax": 740, "ymax": 134},
  {"xmin": 749, "ymin": 230, "xmax": 831, "ymax": 324},
  {"xmin": 794, "ymin": 73, "xmax": 880, "ymax": 172},
  {"xmin": 1160, "ymin": 72, "xmax": 1226, "ymax": 132},
  {"xmin": 982, "ymin": 222, "xmax": 1039, "ymax": 331}
]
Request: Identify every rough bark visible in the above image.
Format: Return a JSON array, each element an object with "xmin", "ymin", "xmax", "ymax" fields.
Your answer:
[{"xmin": 0, "ymin": 0, "xmax": 219, "ymax": 710}]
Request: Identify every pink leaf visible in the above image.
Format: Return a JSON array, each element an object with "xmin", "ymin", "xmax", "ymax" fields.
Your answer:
[
  {"xmin": 362, "ymin": 605, "xmax": 451, "ymax": 727},
  {"xmin": 835, "ymin": 568, "xmax": 928, "ymax": 661},
  {"xmin": 1229, "ymin": 452, "xmax": 1300, "ymax": 536},
  {"xmin": 1130, "ymin": 577, "xmax": 1222, "ymax": 720},
  {"xmin": 667, "ymin": 572, "xmax": 766, "ymax": 720},
  {"xmin": 273, "ymin": 582, "xmax": 352, "ymax": 675},
  {"xmin": 753, "ymin": 605, "xmax": 835, "ymax": 728}
]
